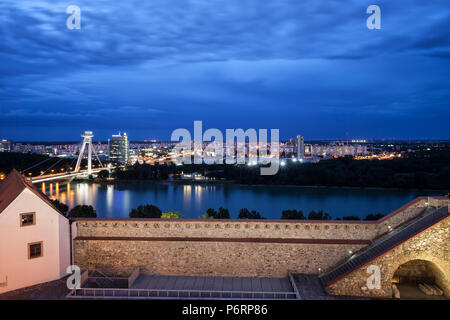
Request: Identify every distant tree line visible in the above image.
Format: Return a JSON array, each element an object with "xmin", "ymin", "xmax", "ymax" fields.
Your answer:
[
  {"xmin": 122, "ymin": 204, "xmax": 386, "ymax": 221},
  {"xmin": 111, "ymin": 149, "xmax": 450, "ymax": 190},
  {"xmin": 204, "ymin": 150, "xmax": 450, "ymax": 190},
  {"xmin": 280, "ymin": 209, "xmax": 385, "ymax": 221},
  {"xmin": 51, "ymin": 199, "xmax": 385, "ymax": 221}
]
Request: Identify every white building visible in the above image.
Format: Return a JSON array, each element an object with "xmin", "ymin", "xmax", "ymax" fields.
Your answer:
[{"xmin": 0, "ymin": 170, "xmax": 71, "ymax": 294}]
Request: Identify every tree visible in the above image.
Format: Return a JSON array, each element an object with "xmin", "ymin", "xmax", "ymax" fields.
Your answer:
[
  {"xmin": 238, "ymin": 208, "xmax": 264, "ymax": 219},
  {"xmin": 202, "ymin": 207, "xmax": 230, "ymax": 219},
  {"xmin": 202, "ymin": 208, "xmax": 217, "ymax": 219},
  {"xmin": 217, "ymin": 207, "xmax": 230, "ymax": 219},
  {"xmin": 364, "ymin": 213, "xmax": 385, "ymax": 221},
  {"xmin": 308, "ymin": 209, "xmax": 331, "ymax": 220},
  {"xmin": 98, "ymin": 169, "xmax": 109, "ymax": 179},
  {"xmin": 129, "ymin": 204, "xmax": 162, "ymax": 218},
  {"xmin": 161, "ymin": 212, "xmax": 182, "ymax": 219},
  {"xmin": 281, "ymin": 209, "xmax": 305, "ymax": 220},
  {"xmin": 51, "ymin": 199, "xmax": 69, "ymax": 215},
  {"xmin": 238, "ymin": 208, "xmax": 250, "ymax": 219},
  {"xmin": 68, "ymin": 205, "xmax": 97, "ymax": 218}
]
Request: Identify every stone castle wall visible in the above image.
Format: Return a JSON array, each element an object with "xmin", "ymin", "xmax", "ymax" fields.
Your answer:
[
  {"xmin": 72, "ymin": 197, "xmax": 450, "ymax": 280},
  {"xmin": 74, "ymin": 240, "xmax": 366, "ymax": 278}
]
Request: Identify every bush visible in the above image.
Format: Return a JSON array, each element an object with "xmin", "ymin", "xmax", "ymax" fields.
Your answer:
[
  {"xmin": 202, "ymin": 207, "xmax": 230, "ymax": 219},
  {"xmin": 203, "ymin": 208, "xmax": 217, "ymax": 219},
  {"xmin": 129, "ymin": 204, "xmax": 162, "ymax": 218},
  {"xmin": 238, "ymin": 208, "xmax": 265, "ymax": 219},
  {"xmin": 68, "ymin": 205, "xmax": 97, "ymax": 218},
  {"xmin": 217, "ymin": 207, "xmax": 230, "ymax": 219},
  {"xmin": 308, "ymin": 210, "xmax": 332, "ymax": 220},
  {"xmin": 161, "ymin": 212, "xmax": 182, "ymax": 219},
  {"xmin": 281, "ymin": 209, "xmax": 305, "ymax": 220}
]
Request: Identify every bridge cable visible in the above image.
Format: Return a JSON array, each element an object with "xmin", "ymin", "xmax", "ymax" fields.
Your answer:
[
  {"xmin": 92, "ymin": 146, "xmax": 104, "ymax": 168},
  {"xmin": 20, "ymin": 157, "xmax": 54, "ymax": 174},
  {"xmin": 68, "ymin": 157, "xmax": 77, "ymax": 171},
  {"xmin": 40, "ymin": 157, "xmax": 65, "ymax": 176}
]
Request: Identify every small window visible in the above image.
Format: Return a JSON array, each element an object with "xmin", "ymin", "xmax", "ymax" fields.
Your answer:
[
  {"xmin": 28, "ymin": 242, "xmax": 43, "ymax": 259},
  {"xmin": 20, "ymin": 213, "xmax": 35, "ymax": 227}
]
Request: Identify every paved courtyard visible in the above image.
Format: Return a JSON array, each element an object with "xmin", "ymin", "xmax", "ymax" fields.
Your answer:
[
  {"xmin": 126, "ymin": 274, "xmax": 296, "ymax": 299},
  {"xmin": 132, "ymin": 275, "xmax": 292, "ymax": 291}
]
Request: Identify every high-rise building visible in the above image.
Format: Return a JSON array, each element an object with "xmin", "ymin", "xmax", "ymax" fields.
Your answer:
[
  {"xmin": 296, "ymin": 135, "xmax": 304, "ymax": 160},
  {"xmin": 0, "ymin": 139, "xmax": 12, "ymax": 152},
  {"xmin": 109, "ymin": 133, "xmax": 129, "ymax": 164}
]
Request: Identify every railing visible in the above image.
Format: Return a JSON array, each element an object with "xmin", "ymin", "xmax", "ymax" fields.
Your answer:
[
  {"xmin": 288, "ymin": 272, "xmax": 302, "ymax": 300},
  {"xmin": 68, "ymin": 288, "xmax": 297, "ymax": 300},
  {"xmin": 90, "ymin": 269, "xmax": 116, "ymax": 284},
  {"xmin": 80, "ymin": 270, "xmax": 89, "ymax": 287},
  {"xmin": 127, "ymin": 268, "xmax": 140, "ymax": 288}
]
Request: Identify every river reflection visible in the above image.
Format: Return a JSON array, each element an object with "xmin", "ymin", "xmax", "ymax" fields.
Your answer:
[{"xmin": 47, "ymin": 182, "xmax": 443, "ymax": 219}]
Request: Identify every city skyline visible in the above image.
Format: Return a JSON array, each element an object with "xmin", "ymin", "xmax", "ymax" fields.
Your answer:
[
  {"xmin": 1, "ymin": 0, "xmax": 449, "ymax": 141},
  {"xmin": 1, "ymin": 1, "xmax": 449, "ymax": 305}
]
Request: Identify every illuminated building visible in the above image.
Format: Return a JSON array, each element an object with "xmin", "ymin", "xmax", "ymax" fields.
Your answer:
[{"xmin": 109, "ymin": 132, "xmax": 129, "ymax": 165}]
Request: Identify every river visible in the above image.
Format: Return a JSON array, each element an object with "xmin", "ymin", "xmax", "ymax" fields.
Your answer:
[{"xmin": 48, "ymin": 182, "xmax": 444, "ymax": 219}]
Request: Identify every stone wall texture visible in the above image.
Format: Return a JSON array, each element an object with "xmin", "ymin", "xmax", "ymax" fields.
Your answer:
[
  {"xmin": 72, "ymin": 197, "xmax": 450, "ymax": 296},
  {"xmin": 74, "ymin": 240, "xmax": 365, "ymax": 278}
]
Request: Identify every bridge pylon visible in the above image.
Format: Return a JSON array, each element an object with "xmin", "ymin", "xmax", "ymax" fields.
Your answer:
[{"xmin": 74, "ymin": 131, "xmax": 103, "ymax": 174}]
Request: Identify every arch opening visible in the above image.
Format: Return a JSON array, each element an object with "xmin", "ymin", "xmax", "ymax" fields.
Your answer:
[{"xmin": 392, "ymin": 259, "xmax": 448, "ymax": 300}]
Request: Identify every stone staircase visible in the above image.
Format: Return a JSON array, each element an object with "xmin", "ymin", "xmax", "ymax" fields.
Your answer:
[{"xmin": 319, "ymin": 206, "xmax": 449, "ymax": 286}]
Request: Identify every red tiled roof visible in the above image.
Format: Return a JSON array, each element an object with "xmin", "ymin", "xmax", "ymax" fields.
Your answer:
[{"xmin": 0, "ymin": 169, "xmax": 66, "ymax": 218}]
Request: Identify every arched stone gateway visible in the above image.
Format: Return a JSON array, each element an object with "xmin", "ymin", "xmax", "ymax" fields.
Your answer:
[{"xmin": 390, "ymin": 255, "xmax": 449, "ymax": 299}]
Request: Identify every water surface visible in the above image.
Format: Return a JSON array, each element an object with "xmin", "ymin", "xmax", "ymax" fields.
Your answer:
[{"xmin": 50, "ymin": 182, "xmax": 443, "ymax": 219}]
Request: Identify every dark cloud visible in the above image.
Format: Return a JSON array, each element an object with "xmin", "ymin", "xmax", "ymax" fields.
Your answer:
[{"xmin": 0, "ymin": 0, "xmax": 449, "ymax": 140}]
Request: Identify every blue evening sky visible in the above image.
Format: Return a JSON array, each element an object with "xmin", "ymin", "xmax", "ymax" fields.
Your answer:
[{"xmin": 0, "ymin": 0, "xmax": 449, "ymax": 141}]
